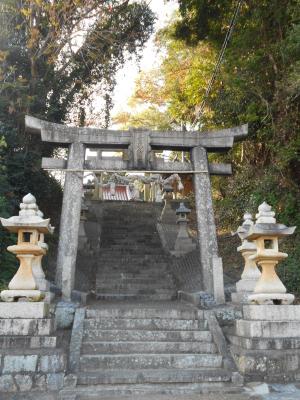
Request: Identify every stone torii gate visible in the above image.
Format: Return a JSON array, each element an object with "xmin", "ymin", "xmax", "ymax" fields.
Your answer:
[{"xmin": 25, "ymin": 115, "xmax": 248, "ymax": 302}]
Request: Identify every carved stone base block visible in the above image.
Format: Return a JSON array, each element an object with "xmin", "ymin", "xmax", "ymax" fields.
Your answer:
[
  {"xmin": 231, "ymin": 291, "xmax": 250, "ymax": 304},
  {"xmin": 228, "ymin": 305, "xmax": 300, "ymax": 381},
  {"xmin": 236, "ymin": 278, "xmax": 258, "ymax": 293},
  {"xmin": 231, "ymin": 278, "xmax": 259, "ymax": 304},
  {"xmin": 248, "ymin": 292, "xmax": 295, "ymax": 305},
  {"xmin": 0, "ymin": 302, "xmax": 49, "ymax": 318},
  {"xmin": 1, "ymin": 290, "xmax": 44, "ymax": 302}
]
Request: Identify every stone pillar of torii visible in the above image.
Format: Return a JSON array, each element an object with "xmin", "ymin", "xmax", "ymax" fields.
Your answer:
[{"xmin": 25, "ymin": 115, "xmax": 248, "ymax": 303}]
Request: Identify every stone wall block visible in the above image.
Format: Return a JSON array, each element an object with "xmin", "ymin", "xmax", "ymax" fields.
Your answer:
[
  {"xmin": 37, "ymin": 319, "xmax": 55, "ymax": 335},
  {"xmin": 38, "ymin": 354, "xmax": 66, "ymax": 373},
  {"xmin": 243, "ymin": 305, "xmax": 300, "ymax": 321},
  {"xmin": 0, "ymin": 319, "xmax": 37, "ymax": 336},
  {"xmin": 3, "ymin": 355, "xmax": 38, "ymax": 373},
  {"xmin": 30, "ymin": 336, "xmax": 57, "ymax": 348},
  {"xmin": 33, "ymin": 373, "xmax": 47, "ymax": 391},
  {"xmin": 236, "ymin": 320, "xmax": 300, "ymax": 338},
  {"xmin": 0, "ymin": 375, "xmax": 17, "ymax": 392},
  {"xmin": 47, "ymin": 372, "xmax": 64, "ymax": 390},
  {"xmin": 14, "ymin": 374, "xmax": 33, "ymax": 391},
  {"xmin": 0, "ymin": 302, "xmax": 49, "ymax": 319}
]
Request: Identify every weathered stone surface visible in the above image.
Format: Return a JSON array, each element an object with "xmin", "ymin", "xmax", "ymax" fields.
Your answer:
[
  {"xmin": 243, "ymin": 305, "xmax": 300, "ymax": 321},
  {"xmin": 3, "ymin": 355, "xmax": 38, "ymax": 373},
  {"xmin": 37, "ymin": 318, "xmax": 54, "ymax": 335},
  {"xmin": 0, "ymin": 375, "xmax": 17, "ymax": 392},
  {"xmin": 0, "ymin": 302, "xmax": 49, "ymax": 319},
  {"xmin": 191, "ymin": 146, "xmax": 224, "ymax": 303},
  {"xmin": 0, "ymin": 335, "xmax": 53, "ymax": 354},
  {"xmin": 69, "ymin": 308, "xmax": 85, "ymax": 373},
  {"xmin": 212, "ymin": 256, "xmax": 225, "ymax": 304},
  {"xmin": 63, "ymin": 374, "xmax": 77, "ymax": 388},
  {"xmin": 236, "ymin": 320, "xmax": 300, "ymax": 338},
  {"xmin": 38, "ymin": 353, "xmax": 66, "ymax": 373},
  {"xmin": 56, "ymin": 141, "xmax": 85, "ymax": 301},
  {"xmin": 231, "ymin": 291, "xmax": 251, "ymax": 304},
  {"xmin": 34, "ymin": 374, "xmax": 47, "ymax": 391},
  {"xmin": 25, "ymin": 115, "xmax": 247, "ymax": 150},
  {"xmin": 30, "ymin": 336, "xmax": 57, "ymax": 348},
  {"xmin": 55, "ymin": 301, "xmax": 76, "ymax": 329},
  {"xmin": 228, "ymin": 334, "xmax": 300, "ymax": 350},
  {"xmin": 79, "ymin": 353, "xmax": 223, "ymax": 370},
  {"xmin": 232, "ymin": 347, "xmax": 300, "ymax": 379},
  {"xmin": 246, "ymin": 382, "xmax": 269, "ymax": 395},
  {"xmin": 14, "ymin": 374, "xmax": 33, "ymax": 391},
  {"xmin": 0, "ymin": 318, "xmax": 53, "ymax": 336},
  {"xmin": 46, "ymin": 372, "xmax": 64, "ymax": 390}
]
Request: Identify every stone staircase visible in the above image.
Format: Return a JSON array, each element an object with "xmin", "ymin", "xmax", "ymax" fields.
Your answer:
[
  {"xmin": 60, "ymin": 201, "xmax": 238, "ymax": 399},
  {"xmin": 61, "ymin": 301, "xmax": 234, "ymax": 399},
  {"xmin": 94, "ymin": 202, "xmax": 176, "ymax": 301}
]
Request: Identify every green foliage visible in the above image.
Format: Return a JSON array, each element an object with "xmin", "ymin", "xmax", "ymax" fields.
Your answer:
[
  {"xmin": 0, "ymin": 0, "xmax": 155, "ymax": 286},
  {"xmin": 113, "ymin": 107, "xmax": 174, "ymax": 130},
  {"xmin": 126, "ymin": 1, "xmax": 300, "ymax": 293}
]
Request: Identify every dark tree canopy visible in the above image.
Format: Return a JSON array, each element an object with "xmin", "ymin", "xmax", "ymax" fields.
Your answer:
[{"xmin": 0, "ymin": 0, "xmax": 155, "ymax": 285}]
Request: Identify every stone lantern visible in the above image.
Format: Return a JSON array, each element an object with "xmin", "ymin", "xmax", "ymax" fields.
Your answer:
[
  {"xmin": 174, "ymin": 202, "xmax": 196, "ymax": 255},
  {"xmin": 245, "ymin": 202, "xmax": 296, "ymax": 305},
  {"xmin": 159, "ymin": 183, "xmax": 175, "ymax": 223},
  {"xmin": 31, "ymin": 210, "xmax": 52, "ymax": 301},
  {"xmin": 78, "ymin": 198, "xmax": 89, "ymax": 251},
  {"xmin": 231, "ymin": 212, "xmax": 261, "ymax": 303},
  {"xmin": 0, "ymin": 193, "xmax": 54, "ymax": 302}
]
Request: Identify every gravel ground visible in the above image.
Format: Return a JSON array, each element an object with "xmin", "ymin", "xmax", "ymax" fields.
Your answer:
[{"xmin": 3, "ymin": 383, "xmax": 300, "ymax": 400}]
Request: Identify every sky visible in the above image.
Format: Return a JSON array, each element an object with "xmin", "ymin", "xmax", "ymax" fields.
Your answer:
[{"xmin": 110, "ymin": 0, "xmax": 178, "ymax": 117}]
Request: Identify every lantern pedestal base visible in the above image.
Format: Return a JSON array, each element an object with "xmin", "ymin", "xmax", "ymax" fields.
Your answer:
[
  {"xmin": 248, "ymin": 292, "xmax": 294, "ymax": 305},
  {"xmin": 228, "ymin": 304, "xmax": 300, "ymax": 381},
  {"xmin": 0, "ymin": 301, "xmax": 49, "ymax": 318},
  {"xmin": 1, "ymin": 289, "xmax": 45, "ymax": 302},
  {"xmin": 231, "ymin": 291, "xmax": 251, "ymax": 304},
  {"xmin": 231, "ymin": 278, "xmax": 260, "ymax": 304}
]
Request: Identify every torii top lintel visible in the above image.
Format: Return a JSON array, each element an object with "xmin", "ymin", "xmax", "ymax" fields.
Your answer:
[{"xmin": 25, "ymin": 115, "xmax": 248, "ymax": 152}]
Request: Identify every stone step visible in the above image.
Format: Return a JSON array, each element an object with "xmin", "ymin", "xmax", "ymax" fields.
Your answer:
[
  {"xmin": 86, "ymin": 307, "xmax": 202, "ymax": 320},
  {"xmin": 83, "ymin": 329, "xmax": 212, "ymax": 342},
  {"xmin": 97, "ymin": 265, "xmax": 169, "ymax": 270},
  {"xmin": 96, "ymin": 270, "xmax": 170, "ymax": 276},
  {"xmin": 77, "ymin": 367, "xmax": 230, "ymax": 385},
  {"xmin": 96, "ymin": 284, "xmax": 172, "ymax": 291},
  {"xmin": 100, "ymin": 248, "xmax": 164, "ymax": 252},
  {"xmin": 96, "ymin": 273, "xmax": 170, "ymax": 280},
  {"xmin": 96, "ymin": 293, "xmax": 175, "ymax": 301},
  {"xmin": 79, "ymin": 353, "xmax": 223, "ymax": 370},
  {"xmin": 84, "ymin": 318, "xmax": 202, "ymax": 331},
  {"xmin": 0, "ymin": 336, "xmax": 57, "ymax": 349},
  {"xmin": 97, "ymin": 257, "xmax": 168, "ymax": 263},
  {"xmin": 81, "ymin": 341, "xmax": 216, "ymax": 355},
  {"xmin": 61, "ymin": 382, "xmax": 242, "ymax": 400},
  {"xmin": 97, "ymin": 269, "xmax": 170, "ymax": 275},
  {"xmin": 95, "ymin": 289, "xmax": 175, "ymax": 297},
  {"xmin": 96, "ymin": 261, "xmax": 169, "ymax": 267},
  {"xmin": 96, "ymin": 278, "xmax": 170, "ymax": 286}
]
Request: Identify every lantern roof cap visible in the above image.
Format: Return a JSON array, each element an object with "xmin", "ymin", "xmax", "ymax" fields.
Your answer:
[
  {"xmin": 245, "ymin": 223, "xmax": 296, "ymax": 240},
  {"xmin": 244, "ymin": 202, "xmax": 296, "ymax": 239},
  {"xmin": 256, "ymin": 201, "xmax": 276, "ymax": 223},
  {"xmin": 176, "ymin": 202, "xmax": 191, "ymax": 214},
  {"xmin": 233, "ymin": 212, "xmax": 254, "ymax": 240},
  {"xmin": 0, "ymin": 193, "xmax": 54, "ymax": 234}
]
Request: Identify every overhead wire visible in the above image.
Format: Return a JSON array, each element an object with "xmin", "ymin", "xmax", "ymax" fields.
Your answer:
[{"xmin": 193, "ymin": 0, "xmax": 243, "ymax": 128}]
